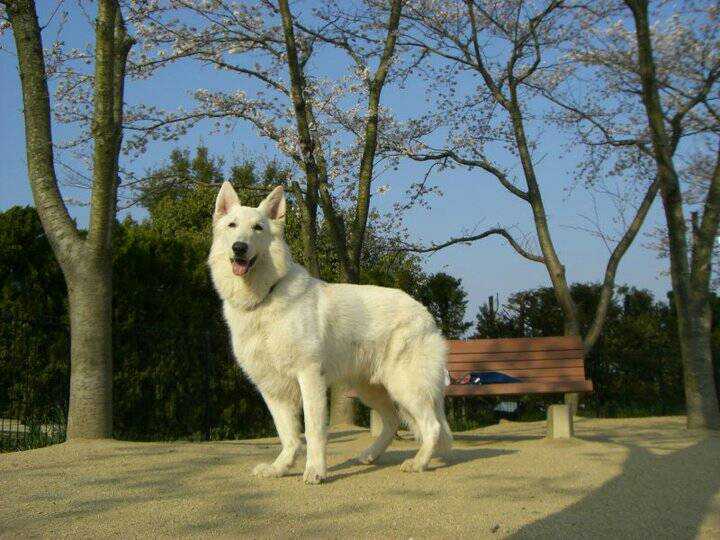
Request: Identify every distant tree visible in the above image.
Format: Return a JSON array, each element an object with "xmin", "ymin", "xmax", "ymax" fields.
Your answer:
[
  {"xmin": 475, "ymin": 283, "xmax": 624, "ymax": 341},
  {"xmin": 137, "ymin": 147, "xmax": 291, "ymax": 236},
  {"xmin": 473, "ymin": 296, "xmax": 521, "ymax": 339},
  {"xmin": 418, "ymin": 273, "xmax": 471, "ymax": 339},
  {"xmin": 137, "ymin": 146, "xmax": 224, "ymax": 235}
]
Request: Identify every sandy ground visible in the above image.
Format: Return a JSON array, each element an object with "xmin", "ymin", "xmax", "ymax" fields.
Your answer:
[{"xmin": 1, "ymin": 416, "xmax": 718, "ymax": 539}]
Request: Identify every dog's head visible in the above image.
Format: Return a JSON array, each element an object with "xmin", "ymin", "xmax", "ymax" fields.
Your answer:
[{"xmin": 211, "ymin": 182, "xmax": 286, "ymax": 278}]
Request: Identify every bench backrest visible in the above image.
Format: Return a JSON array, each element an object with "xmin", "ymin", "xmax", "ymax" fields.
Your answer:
[{"xmin": 445, "ymin": 336, "xmax": 591, "ymax": 396}]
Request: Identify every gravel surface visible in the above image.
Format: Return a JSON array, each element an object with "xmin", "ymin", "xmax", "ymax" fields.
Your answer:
[{"xmin": 1, "ymin": 416, "xmax": 718, "ymax": 538}]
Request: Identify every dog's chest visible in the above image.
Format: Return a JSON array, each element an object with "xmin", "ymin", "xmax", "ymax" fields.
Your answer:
[{"xmin": 223, "ymin": 302, "xmax": 302, "ymax": 379}]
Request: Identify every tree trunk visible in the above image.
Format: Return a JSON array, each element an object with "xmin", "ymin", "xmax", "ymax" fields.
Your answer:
[
  {"xmin": 65, "ymin": 262, "xmax": 113, "ymax": 439},
  {"xmin": 679, "ymin": 302, "xmax": 720, "ymax": 429},
  {"xmin": 329, "ymin": 383, "xmax": 356, "ymax": 427},
  {"xmin": 348, "ymin": 0, "xmax": 402, "ymax": 275},
  {"xmin": 564, "ymin": 320, "xmax": 581, "ymax": 416},
  {"xmin": 8, "ymin": 0, "xmax": 130, "ymax": 439},
  {"xmin": 289, "ymin": 182, "xmax": 320, "ymax": 278},
  {"xmin": 506, "ymin": 91, "xmax": 584, "ymax": 415},
  {"xmin": 626, "ymin": 0, "xmax": 720, "ymax": 430}
]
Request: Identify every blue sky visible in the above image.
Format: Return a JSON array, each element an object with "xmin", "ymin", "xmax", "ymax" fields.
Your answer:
[{"xmin": 0, "ymin": 2, "xmax": 671, "ymax": 323}]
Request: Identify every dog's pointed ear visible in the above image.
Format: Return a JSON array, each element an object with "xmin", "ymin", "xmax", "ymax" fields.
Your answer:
[
  {"xmin": 259, "ymin": 185, "xmax": 286, "ymax": 221},
  {"xmin": 214, "ymin": 181, "xmax": 239, "ymax": 222}
]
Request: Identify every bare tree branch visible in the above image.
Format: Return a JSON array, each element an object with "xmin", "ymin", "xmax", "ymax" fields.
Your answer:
[
  {"xmin": 397, "ymin": 227, "xmax": 545, "ymax": 264},
  {"xmin": 584, "ymin": 176, "xmax": 660, "ymax": 349}
]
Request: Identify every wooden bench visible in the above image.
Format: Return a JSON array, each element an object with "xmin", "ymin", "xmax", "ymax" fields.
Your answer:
[
  {"xmin": 369, "ymin": 336, "xmax": 593, "ymax": 439},
  {"xmin": 445, "ymin": 336, "xmax": 592, "ymax": 396},
  {"xmin": 445, "ymin": 336, "xmax": 592, "ymax": 438}
]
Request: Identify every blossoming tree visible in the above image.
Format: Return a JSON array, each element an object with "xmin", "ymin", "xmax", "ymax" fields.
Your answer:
[
  {"xmin": 124, "ymin": 0, "xmax": 404, "ymax": 424},
  {"xmin": 2, "ymin": 0, "xmax": 133, "ymax": 438}
]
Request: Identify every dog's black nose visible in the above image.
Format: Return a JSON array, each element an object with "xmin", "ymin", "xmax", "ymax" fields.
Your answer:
[{"xmin": 232, "ymin": 241, "xmax": 248, "ymax": 256}]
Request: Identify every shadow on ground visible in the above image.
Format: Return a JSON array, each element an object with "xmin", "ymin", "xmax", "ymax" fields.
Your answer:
[{"xmin": 510, "ymin": 433, "xmax": 720, "ymax": 539}]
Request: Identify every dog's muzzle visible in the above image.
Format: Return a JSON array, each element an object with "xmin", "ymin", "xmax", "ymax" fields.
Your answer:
[{"xmin": 230, "ymin": 254, "xmax": 257, "ymax": 276}]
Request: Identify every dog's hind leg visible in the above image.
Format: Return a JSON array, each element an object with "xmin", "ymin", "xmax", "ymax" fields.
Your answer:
[
  {"xmin": 353, "ymin": 382, "xmax": 400, "ymax": 464},
  {"xmin": 252, "ymin": 393, "xmax": 301, "ymax": 478},
  {"xmin": 398, "ymin": 406, "xmax": 422, "ymax": 442},
  {"xmin": 395, "ymin": 394, "xmax": 441, "ymax": 472},
  {"xmin": 385, "ymin": 377, "xmax": 443, "ymax": 473}
]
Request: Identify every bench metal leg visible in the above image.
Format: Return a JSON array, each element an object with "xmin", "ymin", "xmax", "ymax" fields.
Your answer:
[
  {"xmin": 547, "ymin": 404, "xmax": 573, "ymax": 439},
  {"xmin": 370, "ymin": 409, "xmax": 383, "ymax": 437}
]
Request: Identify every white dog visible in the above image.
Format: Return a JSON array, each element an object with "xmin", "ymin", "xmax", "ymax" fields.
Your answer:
[{"xmin": 208, "ymin": 182, "xmax": 452, "ymax": 484}]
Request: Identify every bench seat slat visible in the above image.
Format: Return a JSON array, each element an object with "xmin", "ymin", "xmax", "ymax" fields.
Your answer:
[
  {"xmin": 449, "ymin": 336, "xmax": 583, "ymax": 354},
  {"xmin": 448, "ymin": 350, "xmax": 583, "ymax": 363},
  {"xmin": 447, "ymin": 359, "xmax": 585, "ymax": 371},
  {"xmin": 445, "ymin": 379, "xmax": 593, "ymax": 396},
  {"xmin": 448, "ymin": 366, "xmax": 586, "ymax": 379}
]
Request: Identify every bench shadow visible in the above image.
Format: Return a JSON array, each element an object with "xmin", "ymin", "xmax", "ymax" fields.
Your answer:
[{"xmin": 508, "ymin": 435, "xmax": 720, "ymax": 539}]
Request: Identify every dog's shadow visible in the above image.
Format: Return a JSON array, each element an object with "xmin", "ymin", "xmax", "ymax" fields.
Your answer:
[{"xmin": 326, "ymin": 446, "xmax": 515, "ymax": 483}]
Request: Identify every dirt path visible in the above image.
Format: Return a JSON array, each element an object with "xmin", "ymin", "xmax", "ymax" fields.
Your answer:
[{"xmin": 1, "ymin": 416, "xmax": 718, "ymax": 538}]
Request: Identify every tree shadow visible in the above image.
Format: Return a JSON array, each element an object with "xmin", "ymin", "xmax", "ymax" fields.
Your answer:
[
  {"xmin": 509, "ymin": 435, "xmax": 720, "ymax": 539},
  {"xmin": 0, "ymin": 443, "xmax": 274, "ymax": 536}
]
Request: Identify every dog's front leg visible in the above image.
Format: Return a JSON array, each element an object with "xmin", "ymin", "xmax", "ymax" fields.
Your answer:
[
  {"xmin": 252, "ymin": 395, "xmax": 301, "ymax": 478},
  {"xmin": 297, "ymin": 366, "xmax": 328, "ymax": 484}
]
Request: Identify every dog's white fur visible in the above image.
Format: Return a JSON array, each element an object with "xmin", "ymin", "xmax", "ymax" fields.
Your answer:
[{"xmin": 209, "ymin": 182, "xmax": 452, "ymax": 484}]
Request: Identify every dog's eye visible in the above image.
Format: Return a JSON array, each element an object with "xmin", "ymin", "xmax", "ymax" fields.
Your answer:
[
  {"xmin": 253, "ymin": 224, "xmax": 263, "ymax": 231},
  {"xmin": 228, "ymin": 222, "xmax": 237, "ymax": 228}
]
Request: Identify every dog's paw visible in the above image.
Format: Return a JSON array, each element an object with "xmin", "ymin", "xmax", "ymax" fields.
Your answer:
[
  {"xmin": 303, "ymin": 465, "xmax": 327, "ymax": 485},
  {"xmin": 252, "ymin": 462, "xmax": 284, "ymax": 478},
  {"xmin": 356, "ymin": 448, "xmax": 378, "ymax": 465},
  {"xmin": 400, "ymin": 458, "xmax": 427, "ymax": 473}
]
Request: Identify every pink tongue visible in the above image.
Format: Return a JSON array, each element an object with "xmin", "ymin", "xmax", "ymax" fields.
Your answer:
[{"xmin": 232, "ymin": 260, "xmax": 250, "ymax": 276}]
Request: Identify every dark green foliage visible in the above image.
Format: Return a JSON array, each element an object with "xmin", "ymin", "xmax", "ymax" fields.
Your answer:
[
  {"xmin": 110, "ymin": 222, "xmax": 274, "ymax": 441},
  {"xmin": 0, "ymin": 207, "xmax": 273, "ymax": 442},
  {"xmin": 417, "ymin": 272, "xmax": 472, "ymax": 339},
  {"xmin": 0, "ymin": 207, "xmax": 70, "ymax": 424}
]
